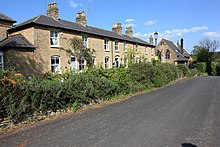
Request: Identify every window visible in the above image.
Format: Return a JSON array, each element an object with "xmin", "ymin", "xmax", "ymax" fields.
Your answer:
[
  {"xmin": 135, "ymin": 44, "xmax": 138, "ymax": 53},
  {"xmin": 105, "ymin": 56, "xmax": 110, "ymax": 68},
  {"xmin": 71, "ymin": 56, "xmax": 77, "ymax": 71},
  {"xmin": 124, "ymin": 55, "xmax": 127, "ymax": 67},
  {"xmin": 92, "ymin": 56, "xmax": 96, "ymax": 67},
  {"xmin": 104, "ymin": 39, "xmax": 109, "ymax": 51},
  {"xmin": 82, "ymin": 35, "xmax": 88, "ymax": 48},
  {"xmin": 0, "ymin": 51, "xmax": 3, "ymax": 71},
  {"xmin": 115, "ymin": 56, "xmax": 120, "ymax": 68},
  {"xmin": 145, "ymin": 47, "xmax": 148, "ymax": 54},
  {"xmin": 51, "ymin": 56, "xmax": 60, "ymax": 73},
  {"xmin": 165, "ymin": 50, "xmax": 171, "ymax": 60},
  {"xmin": 136, "ymin": 57, "xmax": 139, "ymax": 63},
  {"xmin": 115, "ymin": 41, "xmax": 119, "ymax": 51},
  {"xmin": 79, "ymin": 57, "xmax": 85, "ymax": 71},
  {"xmin": 124, "ymin": 42, "xmax": 127, "ymax": 51},
  {"xmin": 50, "ymin": 31, "xmax": 59, "ymax": 47}
]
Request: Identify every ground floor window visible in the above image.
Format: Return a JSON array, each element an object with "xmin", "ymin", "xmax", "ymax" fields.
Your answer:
[
  {"xmin": 79, "ymin": 57, "xmax": 85, "ymax": 71},
  {"xmin": 124, "ymin": 55, "xmax": 127, "ymax": 67},
  {"xmin": 92, "ymin": 56, "xmax": 96, "ymax": 67},
  {"xmin": 71, "ymin": 56, "xmax": 77, "ymax": 71},
  {"xmin": 115, "ymin": 56, "xmax": 120, "ymax": 68},
  {"xmin": 51, "ymin": 55, "xmax": 60, "ymax": 73},
  {"xmin": 0, "ymin": 51, "xmax": 3, "ymax": 71},
  {"xmin": 105, "ymin": 56, "xmax": 110, "ymax": 68}
]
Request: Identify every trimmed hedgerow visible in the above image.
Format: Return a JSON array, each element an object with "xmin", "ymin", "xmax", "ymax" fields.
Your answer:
[{"xmin": 1, "ymin": 62, "xmax": 196, "ymax": 125}]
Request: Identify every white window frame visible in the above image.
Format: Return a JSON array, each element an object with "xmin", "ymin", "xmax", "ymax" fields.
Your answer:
[
  {"xmin": 145, "ymin": 46, "xmax": 148, "ymax": 54},
  {"xmin": 0, "ymin": 51, "xmax": 4, "ymax": 71},
  {"xmin": 51, "ymin": 55, "xmax": 60, "ymax": 73},
  {"xmin": 50, "ymin": 30, "xmax": 59, "ymax": 47},
  {"xmin": 124, "ymin": 42, "xmax": 127, "ymax": 52},
  {"xmin": 82, "ymin": 35, "xmax": 89, "ymax": 48},
  {"xmin": 115, "ymin": 41, "xmax": 119, "ymax": 52},
  {"xmin": 115, "ymin": 56, "xmax": 120, "ymax": 68},
  {"xmin": 70, "ymin": 56, "xmax": 78, "ymax": 71},
  {"xmin": 105, "ymin": 56, "xmax": 110, "ymax": 68},
  {"xmin": 104, "ymin": 39, "xmax": 109, "ymax": 51}
]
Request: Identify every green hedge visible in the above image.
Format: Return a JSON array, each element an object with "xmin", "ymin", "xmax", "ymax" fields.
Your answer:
[
  {"xmin": 0, "ymin": 62, "xmax": 196, "ymax": 124},
  {"xmin": 196, "ymin": 62, "xmax": 206, "ymax": 73}
]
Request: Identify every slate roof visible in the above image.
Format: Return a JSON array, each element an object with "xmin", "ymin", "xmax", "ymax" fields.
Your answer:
[
  {"xmin": 8, "ymin": 15, "xmax": 154, "ymax": 47},
  {"xmin": 161, "ymin": 38, "xmax": 189, "ymax": 61},
  {"xmin": 0, "ymin": 34, "xmax": 35, "ymax": 49},
  {"xmin": 0, "ymin": 12, "xmax": 16, "ymax": 23}
]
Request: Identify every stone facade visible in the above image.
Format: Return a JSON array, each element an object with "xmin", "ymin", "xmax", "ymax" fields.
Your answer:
[
  {"xmin": 0, "ymin": 20, "xmax": 13, "ymax": 40},
  {"xmin": 155, "ymin": 38, "xmax": 190, "ymax": 65},
  {"xmin": 1, "ymin": 2, "xmax": 155, "ymax": 76}
]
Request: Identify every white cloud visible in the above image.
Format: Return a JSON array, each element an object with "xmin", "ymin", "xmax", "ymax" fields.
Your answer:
[
  {"xmin": 144, "ymin": 20, "xmax": 156, "ymax": 26},
  {"xmin": 67, "ymin": 0, "xmax": 83, "ymax": 8},
  {"xmin": 122, "ymin": 23, "xmax": 137, "ymax": 27},
  {"xmin": 160, "ymin": 26, "xmax": 209, "ymax": 38},
  {"xmin": 125, "ymin": 19, "xmax": 136, "ymax": 22},
  {"xmin": 203, "ymin": 32, "xmax": 220, "ymax": 37}
]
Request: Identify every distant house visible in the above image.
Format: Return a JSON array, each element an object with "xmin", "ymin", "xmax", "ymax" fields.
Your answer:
[
  {"xmin": 155, "ymin": 38, "xmax": 191, "ymax": 65},
  {"xmin": 0, "ymin": 2, "xmax": 155, "ymax": 76}
]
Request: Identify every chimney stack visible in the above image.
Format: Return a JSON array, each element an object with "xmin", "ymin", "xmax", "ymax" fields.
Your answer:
[
  {"xmin": 180, "ymin": 38, "xmax": 184, "ymax": 54},
  {"xmin": 180, "ymin": 38, "xmax": 184, "ymax": 49},
  {"xmin": 149, "ymin": 35, "xmax": 153, "ymax": 45},
  {"xmin": 76, "ymin": 11, "xmax": 87, "ymax": 27},
  {"xmin": 112, "ymin": 23, "xmax": 122, "ymax": 35},
  {"xmin": 47, "ymin": 2, "xmax": 59, "ymax": 20},
  {"xmin": 125, "ymin": 26, "xmax": 133, "ymax": 37}
]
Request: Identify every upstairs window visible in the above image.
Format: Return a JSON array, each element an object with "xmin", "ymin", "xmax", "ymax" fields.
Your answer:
[
  {"xmin": 51, "ymin": 55, "xmax": 60, "ymax": 73},
  {"xmin": 135, "ymin": 44, "xmax": 138, "ymax": 53},
  {"xmin": 124, "ymin": 42, "xmax": 127, "ymax": 51},
  {"xmin": 50, "ymin": 31, "xmax": 59, "ymax": 47},
  {"xmin": 104, "ymin": 39, "xmax": 109, "ymax": 51},
  {"xmin": 115, "ymin": 41, "xmax": 119, "ymax": 51},
  {"xmin": 82, "ymin": 35, "xmax": 88, "ymax": 48},
  {"xmin": 0, "ymin": 51, "xmax": 3, "ymax": 71}
]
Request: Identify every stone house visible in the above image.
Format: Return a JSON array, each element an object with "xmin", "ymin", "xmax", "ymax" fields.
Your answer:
[
  {"xmin": 0, "ymin": 2, "xmax": 155, "ymax": 76},
  {"xmin": 155, "ymin": 38, "xmax": 191, "ymax": 65}
]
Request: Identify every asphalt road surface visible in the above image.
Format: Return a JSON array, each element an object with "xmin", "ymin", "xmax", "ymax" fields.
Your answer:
[{"xmin": 0, "ymin": 76, "xmax": 220, "ymax": 147}]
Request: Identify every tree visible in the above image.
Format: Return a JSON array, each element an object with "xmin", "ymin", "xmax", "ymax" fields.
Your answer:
[
  {"xmin": 64, "ymin": 37, "xmax": 95, "ymax": 69},
  {"xmin": 193, "ymin": 38, "xmax": 220, "ymax": 75}
]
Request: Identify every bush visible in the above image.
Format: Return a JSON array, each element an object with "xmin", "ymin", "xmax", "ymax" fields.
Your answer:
[
  {"xmin": 190, "ymin": 69, "xmax": 198, "ymax": 77},
  {"xmin": 152, "ymin": 68, "xmax": 164, "ymax": 88},
  {"xmin": 216, "ymin": 64, "xmax": 220, "ymax": 76},
  {"xmin": 196, "ymin": 62, "xmax": 206, "ymax": 73},
  {"xmin": 128, "ymin": 63, "xmax": 156, "ymax": 88},
  {"xmin": 178, "ymin": 64, "xmax": 191, "ymax": 77},
  {"xmin": 156, "ymin": 63, "xmax": 179, "ymax": 84}
]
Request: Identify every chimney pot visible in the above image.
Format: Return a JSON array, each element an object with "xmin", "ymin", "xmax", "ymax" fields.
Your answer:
[
  {"xmin": 76, "ymin": 11, "xmax": 87, "ymax": 27},
  {"xmin": 112, "ymin": 23, "xmax": 122, "ymax": 35},
  {"xmin": 47, "ymin": 2, "xmax": 59, "ymax": 20},
  {"xmin": 125, "ymin": 26, "xmax": 133, "ymax": 37}
]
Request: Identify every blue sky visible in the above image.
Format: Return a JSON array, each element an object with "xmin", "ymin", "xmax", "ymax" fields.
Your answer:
[{"xmin": 1, "ymin": 0, "xmax": 220, "ymax": 53}]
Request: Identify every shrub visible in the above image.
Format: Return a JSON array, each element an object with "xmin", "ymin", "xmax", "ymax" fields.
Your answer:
[
  {"xmin": 178, "ymin": 64, "xmax": 190, "ymax": 77},
  {"xmin": 153, "ymin": 68, "xmax": 164, "ymax": 88},
  {"xmin": 128, "ymin": 63, "xmax": 156, "ymax": 88},
  {"xmin": 216, "ymin": 64, "xmax": 220, "ymax": 76},
  {"xmin": 190, "ymin": 69, "xmax": 198, "ymax": 77},
  {"xmin": 196, "ymin": 62, "xmax": 206, "ymax": 73},
  {"xmin": 156, "ymin": 63, "xmax": 178, "ymax": 84}
]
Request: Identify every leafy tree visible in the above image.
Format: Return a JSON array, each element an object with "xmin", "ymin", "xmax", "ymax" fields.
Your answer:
[{"xmin": 63, "ymin": 37, "xmax": 95, "ymax": 69}]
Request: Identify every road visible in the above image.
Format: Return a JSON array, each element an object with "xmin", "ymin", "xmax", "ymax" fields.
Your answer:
[{"xmin": 0, "ymin": 76, "xmax": 220, "ymax": 147}]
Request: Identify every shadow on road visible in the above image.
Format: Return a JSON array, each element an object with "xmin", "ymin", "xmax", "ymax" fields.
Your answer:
[{"xmin": 182, "ymin": 143, "xmax": 197, "ymax": 147}]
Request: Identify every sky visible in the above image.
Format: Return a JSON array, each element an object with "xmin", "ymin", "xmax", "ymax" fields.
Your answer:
[{"xmin": 1, "ymin": 0, "xmax": 220, "ymax": 53}]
